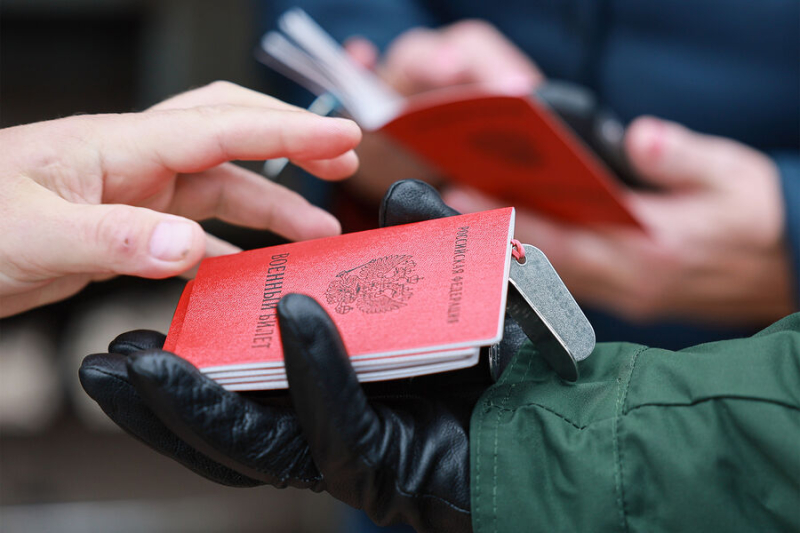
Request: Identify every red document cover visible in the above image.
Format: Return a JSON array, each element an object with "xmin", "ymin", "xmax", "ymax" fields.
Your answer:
[
  {"xmin": 380, "ymin": 89, "xmax": 641, "ymax": 228},
  {"xmin": 163, "ymin": 279, "xmax": 193, "ymax": 353},
  {"xmin": 166, "ymin": 208, "xmax": 515, "ymax": 372},
  {"xmin": 259, "ymin": 11, "xmax": 641, "ymax": 230}
]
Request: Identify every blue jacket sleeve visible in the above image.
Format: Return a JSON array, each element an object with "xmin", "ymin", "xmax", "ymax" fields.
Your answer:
[{"xmin": 774, "ymin": 152, "xmax": 800, "ymax": 306}]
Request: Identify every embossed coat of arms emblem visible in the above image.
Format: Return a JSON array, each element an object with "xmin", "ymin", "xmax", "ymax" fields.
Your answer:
[{"xmin": 325, "ymin": 255, "xmax": 421, "ymax": 315}]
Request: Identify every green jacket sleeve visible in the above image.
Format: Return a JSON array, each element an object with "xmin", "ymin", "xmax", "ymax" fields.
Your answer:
[{"xmin": 471, "ymin": 314, "xmax": 800, "ymax": 533}]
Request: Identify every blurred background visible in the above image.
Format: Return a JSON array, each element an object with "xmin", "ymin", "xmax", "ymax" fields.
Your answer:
[
  {"xmin": 5, "ymin": 1, "xmax": 795, "ymax": 532},
  {"xmin": 0, "ymin": 1, "xmax": 348, "ymax": 531}
]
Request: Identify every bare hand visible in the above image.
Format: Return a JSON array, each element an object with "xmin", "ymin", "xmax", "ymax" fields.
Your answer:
[
  {"xmin": 0, "ymin": 81, "xmax": 361, "ymax": 317},
  {"xmin": 342, "ymin": 21, "xmax": 544, "ymax": 201},
  {"xmin": 444, "ymin": 117, "xmax": 794, "ymax": 326},
  {"xmin": 346, "ymin": 20, "xmax": 543, "ymax": 96}
]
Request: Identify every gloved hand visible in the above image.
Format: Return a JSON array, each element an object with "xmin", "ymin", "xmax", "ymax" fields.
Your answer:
[{"xmin": 79, "ymin": 180, "xmax": 526, "ymax": 532}]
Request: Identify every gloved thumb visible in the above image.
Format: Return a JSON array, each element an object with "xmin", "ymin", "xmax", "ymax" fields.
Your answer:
[
  {"xmin": 27, "ymin": 198, "xmax": 206, "ymax": 279},
  {"xmin": 379, "ymin": 179, "xmax": 459, "ymax": 228},
  {"xmin": 625, "ymin": 116, "xmax": 722, "ymax": 190}
]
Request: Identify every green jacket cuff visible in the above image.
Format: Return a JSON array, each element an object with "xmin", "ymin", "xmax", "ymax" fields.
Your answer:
[{"xmin": 470, "ymin": 314, "xmax": 800, "ymax": 532}]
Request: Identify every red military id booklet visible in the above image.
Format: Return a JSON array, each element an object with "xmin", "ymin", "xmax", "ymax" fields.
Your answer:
[
  {"xmin": 381, "ymin": 88, "xmax": 640, "ymax": 227},
  {"xmin": 259, "ymin": 9, "xmax": 642, "ymax": 229},
  {"xmin": 165, "ymin": 208, "xmax": 516, "ymax": 390}
]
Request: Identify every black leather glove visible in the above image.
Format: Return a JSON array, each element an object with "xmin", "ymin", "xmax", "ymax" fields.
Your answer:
[{"xmin": 80, "ymin": 180, "xmax": 525, "ymax": 532}]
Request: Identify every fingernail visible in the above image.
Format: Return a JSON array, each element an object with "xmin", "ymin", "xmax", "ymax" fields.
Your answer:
[{"xmin": 149, "ymin": 220, "xmax": 194, "ymax": 262}]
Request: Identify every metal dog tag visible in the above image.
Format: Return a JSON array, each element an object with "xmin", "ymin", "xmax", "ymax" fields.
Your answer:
[{"xmin": 506, "ymin": 244, "xmax": 595, "ymax": 381}]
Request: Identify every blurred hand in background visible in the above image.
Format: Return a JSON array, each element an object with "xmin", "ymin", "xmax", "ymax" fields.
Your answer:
[
  {"xmin": 341, "ymin": 20, "xmax": 543, "ymax": 201},
  {"xmin": 445, "ymin": 116, "xmax": 794, "ymax": 326},
  {"xmin": 346, "ymin": 19, "xmax": 542, "ymax": 96}
]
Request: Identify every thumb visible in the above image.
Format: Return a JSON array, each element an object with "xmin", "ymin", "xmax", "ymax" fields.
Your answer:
[
  {"xmin": 36, "ymin": 200, "xmax": 206, "ymax": 279},
  {"xmin": 625, "ymin": 116, "xmax": 723, "ymax": 190}
]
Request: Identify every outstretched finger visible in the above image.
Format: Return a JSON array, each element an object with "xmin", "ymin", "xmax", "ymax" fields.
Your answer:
[
  {"xmin": 292, "ymin": 149, "xmax": 360, "ymax": 181},
  {"xmin": 170, "ymin": 163, "xmax": 341, "ymax": 241},
  {"xmin": 149, "ymin": 82, "xmax": 359, "ymax": 180},
  {"xmin": 100, "ymin": 106, "xmax": 361, "ymax": 191}
]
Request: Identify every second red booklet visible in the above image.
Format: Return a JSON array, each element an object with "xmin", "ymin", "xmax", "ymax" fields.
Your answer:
[{"xmin": 165, "ymin": 208, "xmax": 516, "ymax": 382}]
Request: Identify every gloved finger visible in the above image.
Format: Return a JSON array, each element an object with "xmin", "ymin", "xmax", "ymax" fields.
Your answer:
[
  {"xmin": 278, "ymin": 294, "xmax": 384, "ymax": 502},
  {"xmin": 79, "ymin": 352, "xmax": 260, "ymax": 487},
  {"xmin": 108, "ymin": 329, "xmax": 167, "ymax": 354},
  {"xmin": 126, "ymin": 350, "xmax": 322, "ymax": 490},
  {"xmin": 379, "ymin": 179, "xmax": 459, "ymax": 228},
  {"xmin": 279, "ymin": 293, "xmax": 473, "ymax": 530}
]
